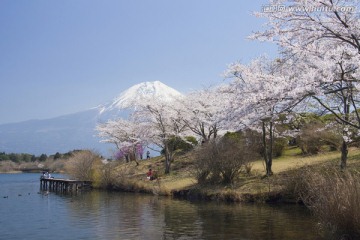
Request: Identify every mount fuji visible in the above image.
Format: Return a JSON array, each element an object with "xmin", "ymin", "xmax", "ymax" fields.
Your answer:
[
  {"xmin": 97, "ymin": 80, "xmax": 183, "ymax": 120},
  {"xmin": 0, "ymin": 81, "xmax": 183, "ymax": 156}
]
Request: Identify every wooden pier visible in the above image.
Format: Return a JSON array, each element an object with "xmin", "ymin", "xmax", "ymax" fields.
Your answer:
[{"xmin": 40, "ymin": 178, "xmax": 92, "ymax": 192}]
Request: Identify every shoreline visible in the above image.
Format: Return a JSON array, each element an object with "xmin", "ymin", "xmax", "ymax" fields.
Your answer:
[
  {"xmin": 106, "ymin": 179, "xmax": 300, "ymax": 204},
  {"xmin": 91, "ymin": 148, "xmax": 360, "ymax": 204},
  {"xmin": 0, "ymin": 171, "xmax": 23, "ymax": 174}
]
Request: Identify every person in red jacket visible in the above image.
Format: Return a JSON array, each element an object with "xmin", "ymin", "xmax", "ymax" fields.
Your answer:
[{"xmin": 146, "ymin": 168, "xmax": 153, "ymax": 180}]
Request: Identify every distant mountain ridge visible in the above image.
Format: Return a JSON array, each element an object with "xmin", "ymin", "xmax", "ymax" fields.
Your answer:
[{"xmin": 0, "ymin": 81, "xmax": 183, "ymax": 156}]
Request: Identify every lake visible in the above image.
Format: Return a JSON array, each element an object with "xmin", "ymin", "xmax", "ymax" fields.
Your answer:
[{"xmin": 0, "ymin": 173, "xmax": 324, "ymax": 240}]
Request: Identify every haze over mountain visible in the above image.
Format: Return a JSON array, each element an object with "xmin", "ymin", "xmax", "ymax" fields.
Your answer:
[{"xmin": 0, "ymin": 81, "xmax": 183, "ymax": 156}]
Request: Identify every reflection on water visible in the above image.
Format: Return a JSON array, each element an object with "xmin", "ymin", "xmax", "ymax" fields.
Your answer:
[
  {"xmin": 0, "ymin": 174, "xmax": 324, "ymax": 240},
  {"xmin": 65, "ymin": 190, "xmax": 323, "ymax": 240}
]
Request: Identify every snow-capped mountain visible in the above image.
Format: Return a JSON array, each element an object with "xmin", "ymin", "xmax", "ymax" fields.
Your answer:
[
  {"xmin": 101, "ymin": 80, "xmax": 183, "ymax": 112},
  {"xmin": 0, "ymin": 81, "xmax": 183, "ymax": 156},
  {"xmin": 97, "ymin": 81, "xmax": 183, "ymax": 120}
]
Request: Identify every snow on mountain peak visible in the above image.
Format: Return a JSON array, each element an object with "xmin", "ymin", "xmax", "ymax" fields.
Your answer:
[{"xmin": 101, "ymin": 81, "xmax": 183, "ymax": 113}]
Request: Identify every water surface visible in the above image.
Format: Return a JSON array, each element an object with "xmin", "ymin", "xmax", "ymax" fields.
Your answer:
[{"xmin": 0, "ymin": 173, "xmax": 324, "ymax": 240}]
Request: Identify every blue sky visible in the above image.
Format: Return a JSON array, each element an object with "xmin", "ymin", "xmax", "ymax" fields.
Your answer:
[{"xmin": 0, "ymin": 0, "xmax": 276, "ymax": 124}]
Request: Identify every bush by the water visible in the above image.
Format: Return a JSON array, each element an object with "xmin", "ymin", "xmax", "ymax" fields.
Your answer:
[
  {"xmin": 65, "ymin": 150, "xmax": 120, "ymax": 189},
  {"xmin": 65, "ymin": 150, "xmax": 102, "ymax": 181}
]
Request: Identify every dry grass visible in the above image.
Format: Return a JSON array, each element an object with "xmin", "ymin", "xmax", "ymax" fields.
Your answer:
[
  {"xmin": 305, "ymin": 169, "xmax": 360, "ymax": 238},
  {"xmin": 107, "ymin": 147, "xmax": 360, "ymax": 200},
  {"xmin": 110, "ymin": 154, "xmax": 197, "ymax": 195},
  {"xmin": 251, "ymin": 146, "xmax": 343, "ymax": 174},
  {"xmin": 278, "ymin": 162, "xmax": 360, "ymax": 239}
]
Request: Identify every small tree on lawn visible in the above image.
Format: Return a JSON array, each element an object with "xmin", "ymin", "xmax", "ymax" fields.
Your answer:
[{"xmin": 96, "ymin": 118, "xmax": 148, "ymax": 166}]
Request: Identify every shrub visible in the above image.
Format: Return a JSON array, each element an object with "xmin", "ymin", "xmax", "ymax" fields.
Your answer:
[
  {"xmin": 65, "ymin": 150, "xmax": 102, "ymax": 182},
  {"xmin": 46, "ymin": 158, "xmax": 67, "ymax": 172},
  {"xmin": 161, "ymin": 136, "xmax": 197, "ymax": 155},
  {"xmin": 273, "ymin": 137, "xmax": 288, "ymax": 157},
  {"xmin": 193, "ymin": 136, "xmax": 258, "ymax": 185},
  {"xmin": 98, "ymin": 161, "xmax": 119, "ymax": 189},
  {"xmin": 0, "ymin": 160, "xmax": 17, "ymax": 172},
  {"xmin": 226, "ymin": 130, "xmax": 286, "ymax": 158},
  {"xmin": 297, "ymin": 122, "xmax": 342, "ymax": 154}
]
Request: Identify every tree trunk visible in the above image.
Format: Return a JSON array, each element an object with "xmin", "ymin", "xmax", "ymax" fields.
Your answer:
[
  {"xmin": 340, "ymin": 98, "xmax": 350, "ymax": 169},
  {"xmin": 340, "ymin": 140, "xmax": 348, "ymax": 169},
  {"xmin": 262, "ymin": 121, "xmax": 273, "ymax": 176},
  {"xmin": 164, "ymin": 145, "xmax": 171, "ymax": 174},
  {"xmin": 212, "ymin": 125, "xmax": 218, "ymax": 139},
  {"xmin": 262, "ymin": 122, "xmax": 269, "ymax": 176},
  {"xmin": 129, "ymin": 150, "xmax": 139, "ymax": 166},
  {"xmin": 165, "ymin": 158, "xmax": 171, "ymax": 174},
  {"xmin": 267, "ymin": 121, "xmax": 273, "ymax": 176}
]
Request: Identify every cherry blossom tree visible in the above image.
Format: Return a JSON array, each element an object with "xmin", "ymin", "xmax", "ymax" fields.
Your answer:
[
  {"xmin": 223, "ymin": 56, "xmax": 300, "ymax": 176},
  {"xmin": 96, "ymin": 90, "xmax": 190, "ymax": 174},
  {"xmin": 303, "ymin": 48, "xmax": 360, "ymax": 168},
  {"xmin": 252, "ymin": 0, "xmax": 360, "ymax": 168},
  {"xmin": 180, "ymin": 88, "xmax": 225, "ymax": 143},
  {"xmin": 131, "ymin": 96, "xmax": 188, "ymax": 174},
  {"xmin": 253, "ymin": 0, "xmax": 360, "ymax": 54},
  {"xmin": 114, "ymin": 144, "xmax": 144, "ymax": 162},
  {"xmin": 96, "ymin": 118, "xmax": 148, "ymax": 166}
]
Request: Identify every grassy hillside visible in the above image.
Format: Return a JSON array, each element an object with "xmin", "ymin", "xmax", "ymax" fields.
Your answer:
[{"xmin": 109, "ymin": 147, "xmax": 360, "ymax": 202}]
